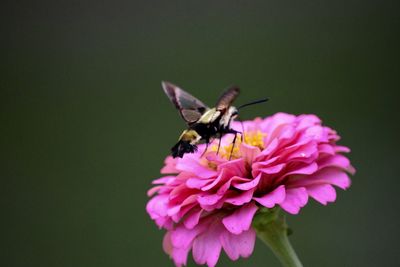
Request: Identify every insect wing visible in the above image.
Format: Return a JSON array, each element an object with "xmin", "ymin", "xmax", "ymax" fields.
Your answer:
[
  {"xmin": 215, "ymin": 86, "xmax": 240, "ymax": 111},
  {"xmin": 162, "ymin": 81, "xmax": 209, "ymax": 124}
]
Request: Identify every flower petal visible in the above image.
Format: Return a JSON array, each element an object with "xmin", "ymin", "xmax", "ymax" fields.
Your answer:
[
  {"xmin": 171, "ymin": 225, "xmax": 199, "ymax": 249},
  {"xmin": 334, "ymin": 145, "xmax": 351, "ymax": 153},
  {"xmin": 218, "ymin": 158, "xmax": 247, "ymax": 177},
  {"xmin": 316, "ymin": 168, "xmax": 351, "ymax": 189},
  {"xmin": 172, "ymin": 247, "xmax": 191, "ymax": 267},
  {"xmin": 147, "ymin": 185, "xmax": 162, "ymax": 197},
  {"xmin": 253, "ymin": 185, "xmax": 286, "ymax": 208},
  {"xmin": 232, "ymin": 174, "xmax": 261, "ymax": 190},
  {"xmin": 240, "ymin": 143, "xmax": 261, "ymax": 164},
  {"xmin": 146, "ymin": 195, "xmax": 168, "ymax": 219},
  {"xmin": 280, "ymin": 187, "xmax": 308, "ymax": 214},
  {"xmin": 222, "ymin": 202, "xmax": 258, "ymax": 234},
  {"xmin": 318, "ymin": 144, "xmax": 335, "ymax": 155},
  {"xmin": 184, "ymin": 208, "xmax": 203, "ymax": 229},
  {"xmin": 161, "ymin": 156, "xmax": 179, "ymax": 174},
  {"xmin": 201, "ymin": 169, "xmax": 227, "ymax": 191},
  {"xmin": 220, "ymin": 228, "xmax": 256, "ymax": 260},
  {"xmin": 198, "ymin": 193, "xmax": 223, "ymax": 206},
  {"xmin": 186, "ymin": 177, "xmax": 212, "ymax": 189},
  {"xmin": 257, "ymin": 163, "xmax": 286, "ymax": 174},
  {"xmin": 280, "ymin": 162, "xmax": 318, "ymax": 179},
  {"xmin": 176, "ymin": 155, "xmax": 217, "ymax": 178},
  {"xmin": 163, "ymin": 231, "xmax": 173, "ymax": 255},
  {"xmin": 224, "ymin": 188, "xmax": 255, "ymax": 206},
  {"xmin": 192, "ymin": 223, "xmax": 223, "ymax": 267},
  {"xmin": 289, "ymin": 167, "xmax": 351, "ymax": 190},
  {"xmin": 318, "ymin": 154, "xmax": 355, "ymax": 174},
  {"xmin": 307, "ymin": 184, "xmax": 337, "ymax": 205}
]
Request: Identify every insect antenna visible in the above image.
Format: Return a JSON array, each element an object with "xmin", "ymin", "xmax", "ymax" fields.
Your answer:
[
  {"xmin": 237, "ymin": 98, "xmax": 269, "ymax": 110},
  {"xmin": 235, "ymin": 98, "xmax": 268, "ymax": 144}
]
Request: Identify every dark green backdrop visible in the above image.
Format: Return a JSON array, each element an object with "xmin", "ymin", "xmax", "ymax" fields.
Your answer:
[{"xmin": 2, "ymin": 1, "xmax": 399, "ymax": 266}]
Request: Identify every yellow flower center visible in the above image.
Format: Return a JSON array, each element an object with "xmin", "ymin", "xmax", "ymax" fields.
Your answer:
[
  {"xmin": 244, "ymin": 130, "xmax": 266, "ymax": 150},
  {"xmin": 209, "ymin": 130, "xmax": 266, "ymax": 160}
]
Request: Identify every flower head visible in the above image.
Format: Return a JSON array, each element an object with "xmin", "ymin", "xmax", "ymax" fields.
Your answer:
[{"xmin": 146, "ymin": 112, "xmax": 355, "ymax": 267}]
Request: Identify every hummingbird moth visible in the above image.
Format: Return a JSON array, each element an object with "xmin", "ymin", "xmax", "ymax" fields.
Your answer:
[{"xmin": 162, "ymin": 81, "xmax": 268, "ymax": 158}]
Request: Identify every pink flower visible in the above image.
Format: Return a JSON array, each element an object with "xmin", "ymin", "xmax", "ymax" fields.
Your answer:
[{"xmin": 146, "ymin": 113, "xmax": 355, "ymax": 267}]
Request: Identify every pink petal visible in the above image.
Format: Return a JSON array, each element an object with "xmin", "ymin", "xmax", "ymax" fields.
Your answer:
[
  {"xmin": 146, "ymin": 195, "xmax": 168, "ymax": 219},
  {"xmin": 198, "ymin": 193, "xmax": 223, "ymax": 206},
  {"xmin": 255, "ymin": 138, "xmax": 279, "ymax": 160},
  {"xmin": 217, "ymin": 178, "xmax": 234, "ymax": 195},
  {"xmin": 307, "ymin": 184, "xmax": 337, "ymax": 205},
  {"xmin": 318, "ymin": 144, "xmax": 335, "ymax": 155},
  {"xmin": 217, "ymin": 176, "xmax": 252, "ymax": 195},
  {"xmin": 318, "ymin": 168, "xmax": 352, "ymax": 189},
  {"xmin": 192, "ymin": 223, "xmax": 223, "ymax": 267},
  {"xmin": 334, "ymin": 145, "xmax": 351, "ymax": 153},
  {"xmin": 161, "ymin": 156, "xmax": 179, "ymax": 174},
  {"xmin": 252, "ymin": 156, "xmax": 280, "ymax": 169},
  {"xmin": 220, "ymin": 228, "xmax": 256, "ymax": 260},
  {"xmin": 240, "ymin": 143, "xmax": 261, "ymax": 164},
  {"xmin": 171, "ymin": 224, "xmax": 201, "ymax": 249},
  {"xmin": 186, "ymin": 177, "xmax": 212, "ymax": 189},
  {"xmin": 280, "ymin": 187, "xmax": 308, "ymax": 214},
  {"xmin": 281, "ymin": 162, "xmax": 318, "ymax": 179},
  {"xmin": 201, "ymin": 169, "xmax": 227, "ymax": 191},
  {"xmin": 163, "ymin": 231, "xmax": 173, "ymax": 255},
  {"xmin": 318, "ymin": 154, "xmax": 350, "ymax": 170},
  {"xmin": 217, "ymin": 158, "xmax": 247, "ymax": 177},
  {"xmin": 169, "ymin": 184, "xmax": 194, "ymax": 201},
  {"xmin": 318, "ymin": 155, "xmax": 356, "ymax": 174},
  {"xmin": 155, "ymin": 217, "xmax": 173, "ymax": 230},
  {"xmin": 281, "ymin": 137, "xmax": 314, "ymax": 156},
  {"xmin": 304, "ymin": 125, "xmax": 327, "ymax": 142},
  {"xmin": 222, "ymin": 202, "xmax": 258, "ymax": 234},
  {"xmin": 224, "ymin": 188, "xmax": 255, "ymax": 206},
  {"xmin": 290, "ymin": 167, "xmax": 351, "ymax": 190},
  {"xmin": 232, "ymin": 174, "xmax": 261, "ymax": 190},
  {"xmin": 147, "ymin": 186, "xmax": 162, "ymax": 197},
  {"xmin": 172, "ymin": 247, "xmax": 190, "ymax": 267},
  {"xmin": 180, "ymin": 194, "xmax": 198, "ymax": 206},
  {"xmin": 176, "ymin": 155, "xmax": 216, "ymax": 178},
  {"xmin": 296, "ymin": 114, "xmax": 321, "ymax": 130},
  {"xmin": 164, "ymin": 233, "xmax": 191, "ymax": 267},
  {"xmin": 152, "ymin": 176, "xmax": 175, "ymax": 185},
  {"xmin": 258, "ymin": 163, "xmax": 286, "ymax": 175},
  {"xmin": 251, "ymin": 156, "xmax": 280, "ymax": 177},
  {"xmin": 167, "ymin": 205, "xmax": 181, "ymax": 217},
  {"xmin": 277, "ymin": 124, "xmax": 296, "ymax": 141},
  {"xmin": 253, "ymin": 185, "xmax": 286, "ymax": 208},
  {"xmin": 176, "ymin": 200, "xmax": 197, "ymax": 221},
  {"xmin": 286, "ymin": 142, "xmax": 318, "ymax": 162},
  {"xmin": 184, "ymin": 208, "xmax": 203, "ymax": 229}
]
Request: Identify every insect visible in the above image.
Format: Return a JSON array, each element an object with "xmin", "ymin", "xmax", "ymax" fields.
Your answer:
[{"xmin": 162, "ymin": 81, "xmax": 268, "ymax": 158}]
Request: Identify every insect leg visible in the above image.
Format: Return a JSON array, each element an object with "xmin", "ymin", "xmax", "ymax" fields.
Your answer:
[
  {"xmin": 240, "ymin": 120, "xmax": 245, "ymax": 142},
  {"xmin": 200, "ymin": 139, "xmax": 210, "ymax": 158},
  {"xmin": 216, "ymin": 133, "xmax": 222, "ymax": 156},
  {"xmin": 229, "ymin": 132, "xmax": 238, "ymax": 160}
]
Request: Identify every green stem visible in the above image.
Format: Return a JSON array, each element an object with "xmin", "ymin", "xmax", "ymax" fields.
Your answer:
[{"xmin": 253, "ymin": 208, "xmax": 303, "ymax": 267}]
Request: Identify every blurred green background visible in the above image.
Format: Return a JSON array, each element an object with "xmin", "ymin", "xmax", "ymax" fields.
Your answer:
[{"xmin": 1, "ymin": 1, "xmax": 399, "ymax": 266}]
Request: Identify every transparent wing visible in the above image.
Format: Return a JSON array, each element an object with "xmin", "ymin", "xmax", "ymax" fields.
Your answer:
[
  {"xmin": 162, "ymin": 81, "xmax": 209, "ymax": 124},
  {"xmin": 215, "ymin": 86, "xmax": 240, "ymax": 111}
]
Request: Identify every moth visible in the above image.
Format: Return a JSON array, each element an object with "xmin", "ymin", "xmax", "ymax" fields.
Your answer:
[{"xmin": 162, "ymin": 81, "xmax": 267, "ymax": 158}]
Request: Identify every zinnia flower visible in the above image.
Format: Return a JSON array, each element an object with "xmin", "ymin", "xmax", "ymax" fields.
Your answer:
[{"xmin": 146, "ymin": 112, "xmax": 355, "ymax": 267}]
